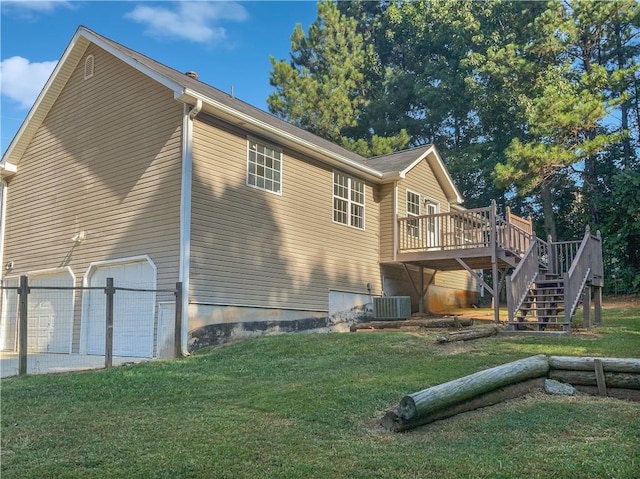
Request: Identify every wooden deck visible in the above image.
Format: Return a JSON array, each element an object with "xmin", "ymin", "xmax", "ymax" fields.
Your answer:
[
  {"xmin": 394, "ymin": 204, "xmax": 531, "ymax": 271},
  {"xmin": 388, "ymin": 202, "xmax": 603, "ymax": 329}
]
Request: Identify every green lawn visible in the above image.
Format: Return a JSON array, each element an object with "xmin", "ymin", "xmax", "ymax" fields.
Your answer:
[{"xmin": 2, "ymin": 303, "xmax": 639, "ymax": 479}]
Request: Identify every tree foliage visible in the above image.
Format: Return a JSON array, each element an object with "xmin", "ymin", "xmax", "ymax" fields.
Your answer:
[
  {"xmin": 268, "ymin": 0, "xmax": 640, "ymax": 293},
  {"xmin": 268, "ymin": 0, "xmax": 408, "ymax": 156}
]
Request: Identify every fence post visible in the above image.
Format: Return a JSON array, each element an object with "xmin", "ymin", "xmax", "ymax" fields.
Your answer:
[
  {"xmin": 174, "ymin": 281, "xmax": 183, "ymax": 358},
  {"xmin": 105, "ymin": 277, "xmax": 115, "ymax": 368},
  {"xmin": 17, "ymin": 275, "xmax": 29, "ymax": 376}
]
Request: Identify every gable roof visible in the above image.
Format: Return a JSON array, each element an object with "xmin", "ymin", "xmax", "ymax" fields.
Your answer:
[
  {"xmin": 365, "ymin": 145, "xmax": 463, "ymax": 204},
  {"xmin": 1, "ymin": 26, "xmax": 462, "ymax": 203}
]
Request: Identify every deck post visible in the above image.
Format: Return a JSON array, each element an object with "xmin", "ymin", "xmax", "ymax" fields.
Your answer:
[
  {"xmin": 418, "ymin": 266, "xmax": 425, "ymax": 314},
  {"xmin": 582, "ymin": 285, "xmax": 591, "ymax": 329},
  {"xmin": 490, "ymin": 200, "xmax": 500, "ymax": 324},
  {"xmin": 506, "ymin": 275, "xmax": 514, "ymax": 327},
  {"xmin": 594, "ymin": 286, "xmax": 602, "ymax": 326},
  {"xmin": 547, "ymin": 235, "xmax": 556, "ymax": 275}
]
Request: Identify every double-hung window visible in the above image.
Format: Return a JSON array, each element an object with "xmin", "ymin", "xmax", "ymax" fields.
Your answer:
[
  {"xmin": 333, "ymin": 171, "xmax": 365, "ymax": 229},
  {"xmin": 406, "ymin": 190, "xmax": 421, "ymax": 238},
  {"xmin": 247, "ymin": 138, "xmax": 282, "ymax": 194}
]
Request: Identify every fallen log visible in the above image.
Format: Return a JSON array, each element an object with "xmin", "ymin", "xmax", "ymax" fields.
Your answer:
[
  {"xmin": 397, "ymin": 354, "xmax": 549, "ymax": 421},
  {"xmin": 381, "ymin": 378, "xmax": 544, "ymax": 432},
  {"xmin": 436, "ymin": 326, "xmax": 500, "ymax": 343},
  {"xmin": 548, "ymin": 370, "xmax": 640, "ymax": 390},
  {"xmin": 548, "ymin": 356, "xmax": 640, "ymax": 373},
  {"xmin": 350, "ymin": 317, "xmax": 473, "ymax": 332}
]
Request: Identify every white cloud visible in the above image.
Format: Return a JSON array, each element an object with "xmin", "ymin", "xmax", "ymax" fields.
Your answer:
[
  {"xmin": 125, "ymin": 1, "xmax": 248, "ymax": 44},
  {"xmin": 2, "ymin": 0, "xmax": 73, "ymax": 15},
  {"xmin": 0, "ymin": 56, "xmax": 56, "ymax": 109}
]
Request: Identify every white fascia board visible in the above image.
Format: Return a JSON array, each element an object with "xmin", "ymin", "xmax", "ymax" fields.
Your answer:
[
  {"xmin": 2, "ymin": 31, "xmax": 88, "ymax": 166},
  {"xmin": 178, "ymin": 90, "xmax": 384, "ymax": 183}
]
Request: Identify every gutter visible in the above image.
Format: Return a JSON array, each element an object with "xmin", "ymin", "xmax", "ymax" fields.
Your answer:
[{"xmin": 179, "ymin": 99, "xmax": 202, "ymax": 355}]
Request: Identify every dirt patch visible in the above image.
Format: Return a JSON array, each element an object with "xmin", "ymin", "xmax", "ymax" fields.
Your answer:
[{"xmin": 602, "ymin": 295, "xmax": 640, "ymax": 308}]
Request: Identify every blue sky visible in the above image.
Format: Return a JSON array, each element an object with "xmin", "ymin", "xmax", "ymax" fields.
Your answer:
[{"xmin": 0, "ymin": 0, "xmax": 319, "ymax": 154}]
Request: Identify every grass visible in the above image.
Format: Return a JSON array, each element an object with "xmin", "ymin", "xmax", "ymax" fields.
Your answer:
[{"xmin": 2, "ymin": 302, "xmax": 639, "ymax": 478}]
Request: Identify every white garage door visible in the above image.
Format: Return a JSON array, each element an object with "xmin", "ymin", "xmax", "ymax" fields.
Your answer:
[
  {"xmin": 0, "ymin": 277, "xmax": 19, "ymax": 351},
  {"xmin": 83, "ymin": 260, "xmax": 155, "ymax": 358},
  {"xmin": 0, "ymin": 271, "xmax": 74, "ymax": 353},
  {"xmin": 29, "ymin": 270, "xmax": 74, "ymax": 353}
]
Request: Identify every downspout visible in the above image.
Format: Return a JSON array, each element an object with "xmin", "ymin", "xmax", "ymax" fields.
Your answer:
[
  {"xmin": 0, "ymin": 178, "xmax": 7, "ymax": 283},
  {"xmin": 179, "ymin": 99, "xmax": 202, "ymax": 355},
  {"xmin": 393, "ymin": 181, "xmax": 398, "ymax": 262}
]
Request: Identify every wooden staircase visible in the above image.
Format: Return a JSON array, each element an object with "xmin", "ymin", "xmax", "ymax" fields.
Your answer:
[
  {"xmin": 506, "ymin": 226, "xmax": 604, "ymax": 332},
  {"xmin": 513, "ymin": 275, "xmax": 567, "ymax": 331}
]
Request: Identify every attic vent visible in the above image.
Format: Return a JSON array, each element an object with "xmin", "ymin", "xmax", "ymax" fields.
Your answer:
[
  {"xmin": 84, "ymin": 55, "xmax": 95, "ymax": 79},
  {"xmin": 185, "ymin": 71, "xmax": 198, "ymax": 80}
]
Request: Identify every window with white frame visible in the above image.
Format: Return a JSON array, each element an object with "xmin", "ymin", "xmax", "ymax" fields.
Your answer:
[
  {"xmin": 406, "ymin": 190, "xmax": 421, "ymax": 238},
  {"xmin": 333, "ymin": 171, "xmax": 365, "ymax": 229},
  {"xmin": 247, "ymin": 138, "xmax": 282, "ymax": 194}
]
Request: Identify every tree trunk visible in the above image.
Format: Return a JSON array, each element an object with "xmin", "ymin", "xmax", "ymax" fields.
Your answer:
[
  {"xmin": 381, "ymin": 378, "xmax": 545, "ymax": 432},
  {"xmin": 540, "ymin": 184, "xmax": 557, "ymax": 241},
  {"xmin": 613, "ymin": 22, "xmax": 633, "ymax": 168},
  {"xmin": 350, "ymin": 318, "xmax": 473, "ymax": 331},
  {"xmin": 436, "ymin": 327, "xmax": 500, "ymax": 343},
  {"xmin": 398, "ymin": 354, "xmax": 549, "ymax": 420}
]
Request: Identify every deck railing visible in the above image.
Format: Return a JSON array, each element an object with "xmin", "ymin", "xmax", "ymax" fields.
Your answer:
[
  {"xmin": 495, "ymin": 216, "xmax": 534, "ymax": 256},
  {"xmin": 564, "ymin": 227, "xmax": 603, "ymax": 321},
  {"xmin": 548, "ymin": 239, "xmax": 581, "ymax": 276},
  {"xmin": 506, "ymin": 239, "xmax": 540, "ymax": 323},
  {"xmin": 397, "ymin": 205, "xmax": 535, "ymax": 257}
]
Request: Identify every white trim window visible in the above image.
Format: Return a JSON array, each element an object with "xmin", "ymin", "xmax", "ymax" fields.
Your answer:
[
  {"xmin": 406, "ymin": 190, "xmax": 421, "ymax": 238},
  {"xmin": 333, "ymin": 171, "xmax": 365, "ymax": 229},
  {"xmin": 247, "ymin": 138, "xmax": 282, "ymax": 194}
]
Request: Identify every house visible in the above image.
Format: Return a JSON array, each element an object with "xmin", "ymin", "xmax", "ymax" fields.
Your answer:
[{"xmin": 0, "ymin": 26, "xmax": 492, "ymax": 358}]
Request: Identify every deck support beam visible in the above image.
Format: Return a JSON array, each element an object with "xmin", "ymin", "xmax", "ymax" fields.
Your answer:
[
  {"xmin": 402, "ymin": 264, "xmax": 431, "ymax": 314},
  {"xmin": 455, "ymin": 258, "xmax": 493, "ymax": 295}
]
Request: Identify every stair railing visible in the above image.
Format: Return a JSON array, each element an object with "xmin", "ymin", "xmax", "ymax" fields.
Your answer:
[
  {"xmin": 563, "ymin": 226, "xmax": 600, "ymax": 322},
  {"xmin": 506, "ymin": 238, "xmax": 540, "ymax": 324}
]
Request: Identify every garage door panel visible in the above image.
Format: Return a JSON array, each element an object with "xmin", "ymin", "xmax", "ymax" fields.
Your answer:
[
  {"xmin": 29, "ymin": 271, "xmax": 74, "ymax": 354},
  {"xmin": 84, "ymin": 261, "xmax": 155, "ymax": 358},
  {"xmin": 0, "ymin": 278, "xmax": 19, "ymax": 351}
]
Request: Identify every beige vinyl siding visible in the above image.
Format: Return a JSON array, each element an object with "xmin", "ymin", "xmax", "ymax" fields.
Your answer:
[
  {"xmin": 191, "ymin": 116, "xmax": 381, "ymax": 311},
  {"xmin": 398, "ymin": 159, "xmax": 450, "ymax": 216},
  {"xmin": 435, "ymin": 270, "xmax": 479, "ymax": 291},
  {"xmin": 378, "ymin": 182, "xmax": 396, "ymax": 263},
  {"xmin": 3, "ymin": 44, "xmax": 184, "ymax": 293}
]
